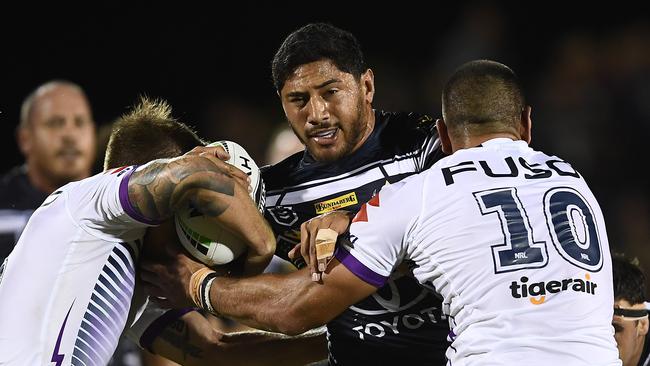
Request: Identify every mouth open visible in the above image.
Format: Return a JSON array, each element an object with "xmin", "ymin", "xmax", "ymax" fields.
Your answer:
[{"xmin": 310, "ymin": 128, "xmax": 338, "ymax": 146}]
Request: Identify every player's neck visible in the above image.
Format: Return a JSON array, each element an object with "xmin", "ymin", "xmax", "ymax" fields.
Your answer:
[{"xmin": 452, "ymin": 132, "xmax": 520, "ymax": 153}]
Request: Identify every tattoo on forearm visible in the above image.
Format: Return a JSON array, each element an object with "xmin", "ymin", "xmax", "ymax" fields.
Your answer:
[
  {"xmin": 159, "ymin": 319, "xmax": 204, "ymax": 360},
  {"xmin": 129, "ymin": 157, "xmax": 235, "ymax": 221}
]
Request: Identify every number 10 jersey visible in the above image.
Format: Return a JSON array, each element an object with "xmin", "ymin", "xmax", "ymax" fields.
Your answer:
[{"xmin": 340, "ymin": 138, "xmax": 621, "ymax": 366}]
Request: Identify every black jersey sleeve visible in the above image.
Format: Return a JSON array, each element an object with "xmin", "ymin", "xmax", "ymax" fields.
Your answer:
[{"xmin": 411, "ymin": 113, "xmax": 445, "ymax": 171}]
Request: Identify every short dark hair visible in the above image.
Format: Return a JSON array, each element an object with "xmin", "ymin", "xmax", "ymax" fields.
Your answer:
[
  {"xmin": 612, "ymin": 252, "xmax": 647, "ymax": 305},
  {"xmin": 271, "ymin": 22, "xmax": 366, "ymax": 91},
  {"xmin": 103, "ymin": 96, "xmax": 206, "ymax": 170},
  {"xmin": 442, "ymin": 60, "xmax": 525, "ymax": 136}
]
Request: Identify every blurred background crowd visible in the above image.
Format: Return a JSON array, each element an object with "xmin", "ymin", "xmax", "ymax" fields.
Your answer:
[{"xmin": 2, "ymin": 2, "xmax": 649, "ymax": 292}]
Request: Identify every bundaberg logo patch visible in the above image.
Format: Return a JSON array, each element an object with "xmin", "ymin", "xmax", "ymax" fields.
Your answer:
[{"xmin": 314, "ymin": 192, "xmax": 358, "ymax": 214}]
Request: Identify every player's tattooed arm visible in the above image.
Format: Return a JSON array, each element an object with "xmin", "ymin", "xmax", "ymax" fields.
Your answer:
[
  {"xmin": 129, "ymin": 154, "xmax": 275, "ymax": 267},
  {"xmin": 128, "ymin": 155, "xmax": 235, "ymax": 221}
]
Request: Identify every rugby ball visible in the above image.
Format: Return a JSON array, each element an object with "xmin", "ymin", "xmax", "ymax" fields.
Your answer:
[{"xmin": 174, "ymin": 140, "xmax": 265, "ymax": 267}]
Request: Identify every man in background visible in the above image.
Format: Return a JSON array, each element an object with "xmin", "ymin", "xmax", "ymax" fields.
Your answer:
[
  {"xmin": 0, "ymin": 80, "xmax": 148, "ymax": 366},
  {"xmin": 612, "ymin": 253, "xmax": 650, "ymax": 366},
  {"xmin": 0, "ymin": 96, "xmax": 275, "ymax": 365},
  {"xmin": 0, "ymin": 80, "xmax": 96, "ymax": 263}
]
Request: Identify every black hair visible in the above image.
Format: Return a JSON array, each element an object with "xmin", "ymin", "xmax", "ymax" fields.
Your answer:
[
  {"xmin": 612, "ymin": 252, "xmax": 647, "ymax": 304},
  {"xmin": 442, "ymin": 59, "xmax": 525, "ymax": 134},
  {"xmin": 271, "ymin": 22, "xmax": 366, "ymax": 91}
]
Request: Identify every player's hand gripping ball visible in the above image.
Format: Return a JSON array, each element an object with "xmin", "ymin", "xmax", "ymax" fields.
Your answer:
[{"xmin": 174, "ymin": 140, "xmax": 265, "ymax": 267}]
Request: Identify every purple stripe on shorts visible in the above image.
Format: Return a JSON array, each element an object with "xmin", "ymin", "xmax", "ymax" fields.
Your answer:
[
  {"xmin": 118, "ymin": 166, "xmax": 163, "ymax": 225},
  {"xmin": 334, "ymin": 246, "xmax": 388, "ymax": 288},
  {"xmin": 140, "ymin": 307, "xmax": 197, "ymax": 353}
]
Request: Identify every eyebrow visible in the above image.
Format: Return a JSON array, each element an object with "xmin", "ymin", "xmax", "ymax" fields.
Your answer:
[
  {"xmin": 286, "ymin": 78, "xmax": 341, "ymax": 98},
  {"xmin": 315, "ymin": 78, "xmax": 340, "ymax": 89}
]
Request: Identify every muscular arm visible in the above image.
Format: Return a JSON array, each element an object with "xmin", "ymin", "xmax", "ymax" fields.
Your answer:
[
  {"xmin": 142, "ymin": 243, "xmax": 378, "ymax": 336},
  {"xmin": 128, "ymin": 156, "xmax": 236, "ymax": 220},
  {"xmin": 150, "ymin": 310, "xmax": 327, "ymax": 366},
  {"xmin": 209, "ymin": 258, "xmax": 377, "ymax": 335},
  {"xmin": 128, "ymin": 155, "xmax": 275, "ymax": 268}
]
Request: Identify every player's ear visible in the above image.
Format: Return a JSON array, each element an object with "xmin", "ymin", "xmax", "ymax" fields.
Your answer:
[
  {"xmin": 520, "ymin": 106, "xmax": 532, "ymax": 144},
  {"xmin": 361, "ymin": 68, "xmax": 375, "ymax": 104},
  {"xmin": 436, "ymin": 118, "xmax": 452, "ymax": 154},
  {"xmin": 637, "ymin": 316, "xmax": 649, "ymax": 337}
]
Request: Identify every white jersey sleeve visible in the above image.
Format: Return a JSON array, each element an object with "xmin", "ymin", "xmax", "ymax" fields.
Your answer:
[
  {"xmin": 335, "ymin": 174, "xmax": 424, "ymax": 287},
  {"xmin": 0, "ymin": 165, "xmax": 161, "ymax": 365},
  {"xmin": 67, "ymin": 165, "xmax": 162, "ymax": 242}
]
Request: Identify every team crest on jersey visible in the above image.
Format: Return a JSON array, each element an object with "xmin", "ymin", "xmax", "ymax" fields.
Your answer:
[
  {"xmin": 267, "ymin": 206, "xmax": 299, "ymax": 227},
  {"xmin": 314, "ymin": 192, "xmax": 358, "ymax": 214}
]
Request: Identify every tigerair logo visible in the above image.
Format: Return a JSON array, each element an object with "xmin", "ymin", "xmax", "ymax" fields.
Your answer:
[
  {"xmin": 509, "ymin": 273, "xmax": 597, "ymax": 305},
  {"xmin": 314, "ymin": 192, "xmax": 358, "ymax": 214}
]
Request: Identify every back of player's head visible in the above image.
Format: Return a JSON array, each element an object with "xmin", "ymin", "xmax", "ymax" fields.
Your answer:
[
  {"xmin": 103, "ymin": 96, "xmax": 206, "ymax": 170},
  {"xmin": 442, "ymin": 59, "xmax": 525, "ymax": 137},
  {"xmin": 612, "ymin": 253, "xmax": 647, "ymax": 305},
  {"xmin": 271, "ymin": 22, "xmax": 366, "ymax": 91}
]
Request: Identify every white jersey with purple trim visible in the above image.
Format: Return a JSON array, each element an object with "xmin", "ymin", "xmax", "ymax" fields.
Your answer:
[
  {"xmin": 337, "ymin": 138, "xmax": 621, "ymax": 365},
  {"xmin": 0, "ymin": 165, "xmax": 154, "ymax": 366}
]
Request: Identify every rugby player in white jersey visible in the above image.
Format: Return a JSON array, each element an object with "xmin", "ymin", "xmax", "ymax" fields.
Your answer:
[
  {"xmin": 0, "ymin": 97, "xmax": 278, "ymax": 365},
  {"xmin": 142, "ymin": 60, "xmax": 622, "ymax": 365}
]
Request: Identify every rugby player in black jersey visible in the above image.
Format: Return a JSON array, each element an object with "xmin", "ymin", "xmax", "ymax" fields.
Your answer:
[
  {"xmin": 260, "ymin": 22, "xmax": 447, "ymax": 365},
  {"xmin": 142, "ymin": 23, "xmax": 448, "ymax": 365}
]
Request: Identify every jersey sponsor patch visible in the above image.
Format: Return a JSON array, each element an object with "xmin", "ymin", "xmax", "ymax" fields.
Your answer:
[
  {"xmin": 344, "ymin": 274, "xmax": 446, "ymax": 343},
  {"xmin": 509, "ymin": 273, "xmax": 598, "ymax": 305},
  {"xmin": 314, "ymin": 192, "xmax": 358, "ymax": 214}
]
